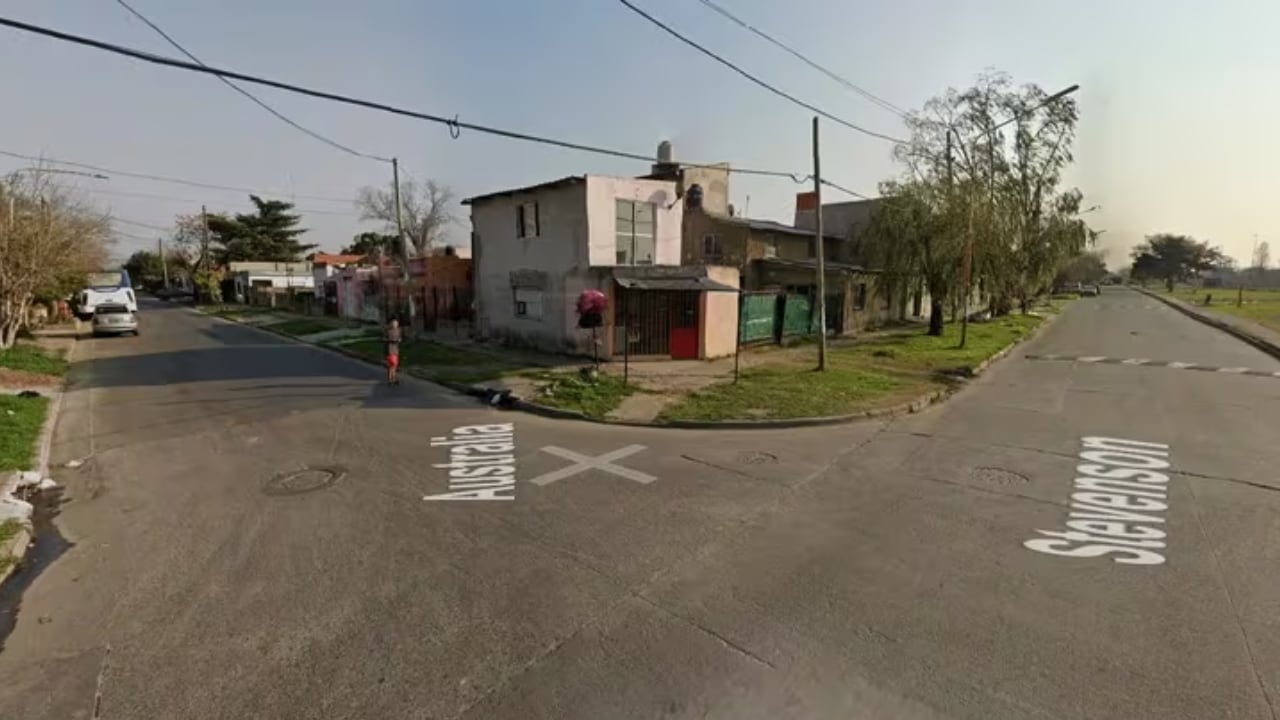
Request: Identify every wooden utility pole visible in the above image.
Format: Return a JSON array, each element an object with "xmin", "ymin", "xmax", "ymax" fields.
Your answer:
[
  {"xmin": 391, "ymin": 158, "xmax": 417, "ymax": 326},
  {"xmin": 812, "ymin": 116, "xmax": 827, "ymax": 371}
]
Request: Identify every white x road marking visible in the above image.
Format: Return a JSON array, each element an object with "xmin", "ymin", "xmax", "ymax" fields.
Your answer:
[{"xmin": 529, "ymin": 445, "xmax": 656, "ymax": 486}]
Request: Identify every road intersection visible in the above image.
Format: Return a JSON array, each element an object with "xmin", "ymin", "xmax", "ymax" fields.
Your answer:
[{"xmin": 0, "ymin": 288, "xmax": 1276, "ymax": 719}]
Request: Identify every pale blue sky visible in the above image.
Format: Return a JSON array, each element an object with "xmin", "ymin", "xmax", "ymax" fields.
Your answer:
[{"xmin": 1, "ymin": 0, "xmax": 1277, "ymax": 266}]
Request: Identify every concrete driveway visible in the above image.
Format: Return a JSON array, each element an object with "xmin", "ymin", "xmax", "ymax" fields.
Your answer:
[{"xmin": 0, "ymin": 289, "xmax": 1275, "ymax": 720}]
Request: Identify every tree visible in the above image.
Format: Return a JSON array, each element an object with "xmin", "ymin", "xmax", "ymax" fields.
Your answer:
[
  {"xmin": 0, "ymin": 171, "xmax": 111, "ymax": 348},
  {"xmin": 1252, "ymin": 241, "xmax": 1270, "ymax": 271},
  {"xmin": 205, "ymin": 195, "xmax": 314, "ymax": 263},
  {"xmin": 1055, "ymin": 250, "xmax": 1108, "ymax": 286},
  {"xmin": 894, "ymin": 71, "xmax": 1084, "ymax": 316},
  {"xmin": 124, "ymin": 250, "xmax": 166, "ymax": 289},
  {"xmin": 1129, "ymin": 234, "xmax": 1223, "ymax": 291},
  {"xmin": 341, "ymin": 231, "xmax": 397, "ymax": 257},
  {"xmin": 863, "ymin": 180, "xmax": 966, "ymax": 335},
  {"xmin": 355, "ymin": 178, "xmax": 456, "ymax": 256}
]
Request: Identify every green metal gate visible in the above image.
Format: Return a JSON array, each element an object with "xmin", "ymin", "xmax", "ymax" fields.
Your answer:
[{"xmin": 739, "ymin": 292, "xmax": 777, "ymax": 345}]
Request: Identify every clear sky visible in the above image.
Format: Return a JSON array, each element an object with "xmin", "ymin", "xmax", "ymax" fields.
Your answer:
[{"xmin": 1, "ymin": 0, "xmax": 1276, "ymax": 267}]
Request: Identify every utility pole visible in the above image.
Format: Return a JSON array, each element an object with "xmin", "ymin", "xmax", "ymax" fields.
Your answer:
[
  {"xmin": 157, "ymin": 237, "xmax": 170, "ymax": 289},
  {"xmin": 812, "ymin": 117, "xmax": 827, "ymax": 371},
  {"xmin": 200, "ymin": 205, "xmax": 211, "ymax": 303},
  {"xmin": 392, "ymin": 157, "xmax": 415, "ymax": 327}
]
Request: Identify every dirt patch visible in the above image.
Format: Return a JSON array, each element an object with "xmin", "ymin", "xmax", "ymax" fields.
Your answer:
[{"xmin": 0, "ymin": 368, "xmax": 59, "ymax": 389}]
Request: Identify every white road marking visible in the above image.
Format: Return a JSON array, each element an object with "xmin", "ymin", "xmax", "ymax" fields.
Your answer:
[
  {"xmin": 529, "ymin": 445, "xmax": 656, "ymax": 486},
  {"xmin": 1217, "ymin": 367, "xmax": 1249, "ymax": 374},
  {"xmin": 1167, "ymin": 362, "xmax": 1197, "ymax": 369},
  {"xmin": 1076, "ymin": 356, "xmax": 1106, "ymax": 363},
  {"xmin": 1121, "ymin": 358, "xmax": 1150, "ymax": 365}
]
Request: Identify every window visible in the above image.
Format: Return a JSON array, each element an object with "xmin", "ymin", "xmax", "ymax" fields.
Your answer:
[
  {"xmin": 855, "ymin": 283, "xmax": 868, "ymax": 310},
  {"xmin": 615, "ymin": 199, "xmax": 656, "ymax": 265},
  {"xmin": 701, "ymin": 234, "xmax": 723, "ymax": 262},
  {"xmin": 513, "ymin": 287, "xmax": 543, "ymax": 319},
  {"xmin": 516, "ymin": 202, "xmax": 539, "ymax": 239}
]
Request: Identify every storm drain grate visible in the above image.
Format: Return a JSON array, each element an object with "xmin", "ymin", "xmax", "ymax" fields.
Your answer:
[
  {"xmin": 969, "ymin": 466, "xmax": 1029, "ymax": 486},
  {"xmin": 263, "ymin": 466, "xmax": 347, "ymax": 496}
]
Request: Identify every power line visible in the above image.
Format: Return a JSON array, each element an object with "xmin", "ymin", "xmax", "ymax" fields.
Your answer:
[
  {"xmin": 0, "ymin": 17, "xmax": 816, "ymax": 180},
  {"xmin": 86, "ymin": 186, "xmax": 363, "ymax": 217},
  {"xmin": 612, "ymin": 0, "xmax": 906, "ymax": 144},
  {"xmin": 820, "ymin": 178, "xmax": 873, "ymax": 200},
  {"xmin": 112, "ymin": 216, "xmax": 169, "ymax": 231},
  {"xmin": 0, "ymin": 148, "xmax": 353, "ymax": 203},
  {"xmin": 692, "ymin": 0, "xmax": 908, "ymax": 119},
  {"xmin": 112, "ymin": 0, "xmax": 391, "ymax": 164}
]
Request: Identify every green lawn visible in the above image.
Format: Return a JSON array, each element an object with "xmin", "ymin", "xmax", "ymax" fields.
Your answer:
[
  {"xmin": 0, "ymin": 394, "xmax": 50, "ymax": 471},
  {"xmin": 0, "ymin": 518, "xmax": 22, "ymax": 575},
  {"xmin": 268, "ymin": 318, "xmax": 347, "ymax": 337},
  {"xmin": 525, "ymin": 371, "xmax": 635, "ymax": 418},
  {"xmin": 660, "ymin": 314, "xmax": 1043, "ymax": 422},
  {"xmin": 341, "ymin": 338, "xmax": 530, "ymax": 384},
  {"xmin": 1166, "ymin": 287, "xmax": 1280, "ymax": 334},
  {"xmin": 0, "ymin": 344, "xmax": 68, "ymax": 377}
]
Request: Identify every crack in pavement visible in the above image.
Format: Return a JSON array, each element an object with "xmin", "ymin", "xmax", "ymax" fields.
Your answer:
[{"xmin": 632, "ymin": 591, "xmax": 776, "ymax": 669}]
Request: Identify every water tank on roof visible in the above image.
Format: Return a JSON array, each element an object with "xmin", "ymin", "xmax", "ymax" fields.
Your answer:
[{"xmin": 657, "ymin": 140, "xmax": 673, "ymax": 164}]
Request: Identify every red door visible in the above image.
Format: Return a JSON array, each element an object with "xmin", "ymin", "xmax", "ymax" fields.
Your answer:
[{"xmin": 669, "ymin": 291, "xmax": 700, "ymax": 359}]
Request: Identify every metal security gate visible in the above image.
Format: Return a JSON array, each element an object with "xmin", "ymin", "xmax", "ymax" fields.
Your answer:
[{"xmin": 615, "ymin": 287, "xmax": 699, "ymax": 357}]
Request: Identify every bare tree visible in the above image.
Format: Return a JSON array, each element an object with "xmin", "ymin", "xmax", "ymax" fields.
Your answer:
[
  {"xmin": 355, "ymin": 178, "xmax": 456, "ymax": 257},
  {"xmin": 1253, "ymin": 240, "xmax": 1270, "ymax": 271},
  {"xmin": 0, "ymin": 170, "xmax": 112, "ymax": 348}
]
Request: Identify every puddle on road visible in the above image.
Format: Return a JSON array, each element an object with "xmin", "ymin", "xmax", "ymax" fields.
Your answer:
[{"xmin": 0, "ymin": 487, "xmax": 73, "ymax": 649}]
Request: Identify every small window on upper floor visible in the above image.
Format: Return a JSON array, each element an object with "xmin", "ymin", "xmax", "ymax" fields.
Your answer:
[
  {"xmin": 516, "ymin": 202, "xmax": 539, "ymax": 239},
  {"xmin": 702, "ymin": 234, "xmax": 723, "ymax": 262},
  {"xmin": 616, "ymin": 199, "xmax": 656, "ymax": 265}
]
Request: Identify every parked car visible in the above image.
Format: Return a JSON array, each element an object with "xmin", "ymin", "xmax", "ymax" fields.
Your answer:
[
  {"xmin": 92, "ymin": 303, "xmax": 139, "ymax": 336},
  {"xmin": 1080, "ymin": 284, "xmax": 1100, "ymax": 297}
]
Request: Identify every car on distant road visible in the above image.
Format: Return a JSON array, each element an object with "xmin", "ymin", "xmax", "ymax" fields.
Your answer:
[
  {"xmin": 1080, "ymin": 284, "xmax": 1100, "ymax": 297},
  {"xmin": 92, "ymin": 303, "xmax": 139, "ymax": 336}
]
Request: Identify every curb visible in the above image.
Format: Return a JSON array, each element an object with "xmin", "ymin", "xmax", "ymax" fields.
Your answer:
[
  {"xmin": 498, "ymin": 310, "xmax": 1063, "ymax": 430},
  {"xmin": 1136, "ymin": 288, "xmax": 1280, "ymax": 361},
  {"xmin": 0, "ymin": 341, "xmax": 74, "ymax": 585}
]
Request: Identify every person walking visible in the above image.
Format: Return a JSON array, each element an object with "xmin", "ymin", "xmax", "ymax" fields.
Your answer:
[{"xmin": 385, "ymin": 317, "xmax": 402, "ymax": 386}]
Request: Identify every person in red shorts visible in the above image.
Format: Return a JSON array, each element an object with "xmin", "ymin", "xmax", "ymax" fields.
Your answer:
[{"xmin": 384, "ymin": 317, "xmax": 402, "ymax": 386}]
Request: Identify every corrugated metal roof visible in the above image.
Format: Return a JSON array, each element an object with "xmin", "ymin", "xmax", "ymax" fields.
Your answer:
[
  {"xmin": 615, "ymin": 277, "xmax": 740, "ymax": 292},
  {"xmin": 754, "ymin": 257, "xmax": 876, "ymax": 274}
]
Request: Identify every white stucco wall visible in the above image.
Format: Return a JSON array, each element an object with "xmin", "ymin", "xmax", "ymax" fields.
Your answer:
[
  {"xmin": 471, "ymin": 181, "xmax": 589, "ymax": 353},
  {"xmin": 585, "ymin": 176, "xmax": 682, "ymax": 267}
]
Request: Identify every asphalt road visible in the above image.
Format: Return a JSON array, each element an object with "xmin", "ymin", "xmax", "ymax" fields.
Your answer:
[{"xmin": 0, "ymin": 288, "xmax": 1276, "ymax": 720}]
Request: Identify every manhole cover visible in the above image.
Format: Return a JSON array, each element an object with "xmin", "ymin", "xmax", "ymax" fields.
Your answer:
[
  {"xmin": 263, "ymin": 466, "xmax": 346, "ymax": 496},
  {"xmin": 969, "ymin": 467, "xmax": 1029, "ymax": 486},
  {"xmin": 735, "ymin": 451, "xmax": 778, "ymax": 465}
]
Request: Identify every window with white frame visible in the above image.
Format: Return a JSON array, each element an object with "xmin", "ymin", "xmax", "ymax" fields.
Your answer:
[
  {"xmin": 513, "ymin": 287, "xmax": 543, "ymax": 319},
  {"xmin": 516, "ymin": 202, "xmax": 539, "ymax": 239},
  {"xmin": 615, "ymin": 199, "xmax": 656, "ymax": 265}
]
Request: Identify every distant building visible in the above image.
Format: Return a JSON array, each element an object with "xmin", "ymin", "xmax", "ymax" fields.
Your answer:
[{"xmin": 228, "ymin": 261, "xmax": 313, "ymax": 303}]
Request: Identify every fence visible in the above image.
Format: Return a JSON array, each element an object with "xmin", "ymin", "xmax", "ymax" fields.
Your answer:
[{"xmin": 738, "ymin": 290, "xmax": 843, "ymax": 347}]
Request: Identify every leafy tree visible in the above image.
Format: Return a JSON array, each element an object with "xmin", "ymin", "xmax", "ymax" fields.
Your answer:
[
  {"xmin": 355, "ymin": 178, "xmax": 455, "ymax": 256},
  {"xmin": 1129, "ymin": 234, "xmax": 1224, "ymax": 291},
  {"xmin": 864, "ymin": 180, "xmax": 966, "ymax": 335},
  {"xmin": 342, "ymin": 231, "xmax": 397, "ymax": 257},
  {"xmin": 1252, "ymin": 241, "xmax": 1270, "ymax": 271},
  {"xmin": 124, "ymin": 250, "xmax": 166, "ymax": 288},
  {"xmin": 0, "ymin": 171, "xmax": 111, "ymax": 347},
  {"xmin": 1055, "ymin": 250, "xmax": 1108, "ymax": 286},
  {"xmin": 207, "ymin": 196, "xmax": 313, "ymax": 263},
  {"xmin": 895, "ymin": 72, "xmax": 1084, "ymax": 316}
]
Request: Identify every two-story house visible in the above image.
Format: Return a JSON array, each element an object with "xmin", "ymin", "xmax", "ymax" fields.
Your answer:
[{"xmin": 465, "ymin": 174, "xmax": 740, "ymax": 359}]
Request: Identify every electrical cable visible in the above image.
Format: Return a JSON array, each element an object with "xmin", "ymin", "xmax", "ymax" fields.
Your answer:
[
  {"xmin": 693, "ymin": 0, "xmax": 908, "ymax": 120},
  {"xmin": 0, "ymin": 148, "xmax": 353, "ymax": 203},
  {"xmin": 0, "ymin": 17, "xmax": 826, "ymax": 180},
  {"xmin": 112, "ymin": 0, "xmax": 392, "ymax": 163},
  {"xmin": 77, "ymin": 186, "xmax": 362, "ymax": 217},
  {"xmin": 613, "ymin": 0, "xmax": 906, "ymax": 143}
]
